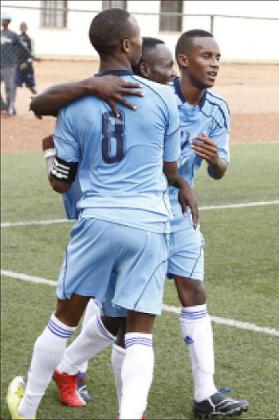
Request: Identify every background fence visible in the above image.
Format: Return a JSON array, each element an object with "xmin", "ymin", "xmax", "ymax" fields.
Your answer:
[{"xmin": 1, "ymin": 1, "xmax": 279, "ymax": 62}]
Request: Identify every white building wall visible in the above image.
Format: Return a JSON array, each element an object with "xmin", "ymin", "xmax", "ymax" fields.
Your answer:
[{"xmin": 2, "ymin": 0, "xmax": 279, "ymax": 62}]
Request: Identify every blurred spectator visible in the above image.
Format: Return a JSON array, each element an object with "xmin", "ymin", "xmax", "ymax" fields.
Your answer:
[
  {"xmin": 16, "ymin": 22, "xmax": 37, "ymax": 95},
  {"xmin": 1, "ymin": 11, "xmax": 33, "ymax": 115}
]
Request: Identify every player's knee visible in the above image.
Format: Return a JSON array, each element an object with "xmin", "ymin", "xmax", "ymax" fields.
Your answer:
[
  {"xmin": 176, "ymin": 277, "xmax": 206, "ymax": 306},
  {"xmin": 55, "ymin": 295, "xmax": 90, "ymax": 327},
  {"xmin": 101, "ymin": 316, "xmax": 122, "ymax": 337},
  {"xmin": 188, "ymin": 279, "xmax": 206, "ymax": 301}
]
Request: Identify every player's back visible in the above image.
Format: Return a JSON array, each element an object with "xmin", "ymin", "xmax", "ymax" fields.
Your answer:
[{"xmin": 54, "ymin": 71, "xmax": 180, "ymax": 232}]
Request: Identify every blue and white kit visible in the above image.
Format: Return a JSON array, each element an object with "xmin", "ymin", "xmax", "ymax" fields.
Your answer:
[
  {"xmin": 167, "ymin": 77, "xmax": 230, "ymax": 281},
  {"xmin": 53, "ymin": 70, "xmax": 180, "ymax": 315}
]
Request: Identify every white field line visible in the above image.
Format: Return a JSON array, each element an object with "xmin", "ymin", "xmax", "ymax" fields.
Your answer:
[
  {"xmin": 1, "ymin": 200, "xmax": 279, "ymax": 228},
  {"xmin": 199, "ymin": 200, "xmax": 279, "ymax": 211},
  {"xmin": 2, "ymin": 269, "xmax": 279, "ymax": 338},
  {"xmin": 161, "ymin": 304, "xmax": 279, "ymax": 337},
  {"xmin": 1, "ymin": 219, "xmax": 71, "ymax": 228}
]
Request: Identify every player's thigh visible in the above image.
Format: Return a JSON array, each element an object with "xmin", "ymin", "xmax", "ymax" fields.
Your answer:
[
  {"xmin": 167, "ymin": 227, "xmax": 205, "ymax": 281},
  {"xmin": 112, "ymin": 226, "xmax": 169, "ymax": 315},
  {"xmin": 15, "ymin": 69, "xmax": 23, "ymax": 87},
  {"xmin": 55, "ymin": 294, "xmax": 90, "ymax": 326},
  {"xmin": 56, "ymin": 218, "xmax": 115, "ymax": 302}
]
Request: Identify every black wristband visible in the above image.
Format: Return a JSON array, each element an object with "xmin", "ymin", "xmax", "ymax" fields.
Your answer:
[{"xmin": 50, "ymin": 156, "xmax": 78, "ymax": 183}]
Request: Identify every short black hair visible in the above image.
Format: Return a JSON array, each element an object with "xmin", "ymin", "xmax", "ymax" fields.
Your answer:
[
  {"xmin": 89, "ymin": 8, "xmax": 132, "ymax": 56},
  {"xmin": 133, "ymin": 37, "xmax": 165, "ymax": 76},
  {"xmin": 175, "ymin": 29, "xmax": 213, "ymax": 62}
]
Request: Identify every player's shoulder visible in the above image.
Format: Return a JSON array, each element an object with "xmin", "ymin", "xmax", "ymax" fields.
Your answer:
[
  {"xmin": 202, "ymin": 89, "xmax": 230, "ymax": 128},
  {"xmin": 10, "ymin": 30, "xmax": 19, "ymax": 38},
  {"xmin": 3, "ymin": 30, "xmax": 17, "ymax": 38},
  {"xmin": 60, "ymin": 96, "xmax": 98, "ymax": 121},
  {"xmin": 131, "ymin": 75, "xmax": 176, "ymax": 103},
  {"xmin": 204, "ymin": 90, "xmax": 230, "ymax": 115}
]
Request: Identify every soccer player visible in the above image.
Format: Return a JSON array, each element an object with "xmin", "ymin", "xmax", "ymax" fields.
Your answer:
[
  {"xmin": 16, "ymin": 22, "xmax": 37, "ymax": 95},
  {"xmin": 6, "ymin": 8, "xmax": 198, "ymax": 420},
  {"xmin": 33, "ymin": 33, "xmax": 249, "ymax": 418}
]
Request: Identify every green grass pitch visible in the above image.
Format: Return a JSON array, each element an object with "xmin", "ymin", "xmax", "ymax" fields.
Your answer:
[{"xmin": 1, "ymin": 143, "xmax": 279, "ymax": 419}]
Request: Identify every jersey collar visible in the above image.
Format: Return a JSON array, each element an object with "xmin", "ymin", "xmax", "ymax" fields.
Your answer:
[
  {"xmin": 173, "ymin": 77, "xmax": 207, "ymax": 109},
  {"xmin": 96, "ymin": 69, "xmax": 134, "ymax": 77}
]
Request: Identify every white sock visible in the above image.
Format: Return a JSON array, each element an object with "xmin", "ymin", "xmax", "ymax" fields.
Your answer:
[
  {"xmin": 77, "ymin": 298, "xmax": 100, "ymax": 374},
  {"xmin": 57, "ymin": 313, "xmax": 115, "ymax": 375},
  {"xmin": 120, "ymin": 333, "xmax": 154, "ymax": 419},
  {"xmin": 18, "ymin": 314, "xmax": 75, "ymax": 419},
  {"xmin": 111, "ymin": 343, "xmax": 126, "ymax": 409},
  {"xmin": 180, "ymin": 304, "xmax": 217, "ymax": 402}
]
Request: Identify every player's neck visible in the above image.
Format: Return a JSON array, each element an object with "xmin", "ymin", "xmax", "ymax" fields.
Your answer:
[
  {"xmin": 98, "ymin": 55, "xmax": 133, "ymax": 74},
  {"xmin": 180, "ymin": 75, "xmax": 205, "ymax": 106}
]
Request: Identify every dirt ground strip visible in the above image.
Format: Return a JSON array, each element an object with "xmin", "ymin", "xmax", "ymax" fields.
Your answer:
[{"xmin": 1, "ymin": 62, "xmax": 279, "ymax": 152}]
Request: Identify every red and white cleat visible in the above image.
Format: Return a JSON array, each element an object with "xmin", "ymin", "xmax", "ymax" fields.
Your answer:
[{"xmin": 53, "ymin": 369, "xmax": 86, "ymax": 407}]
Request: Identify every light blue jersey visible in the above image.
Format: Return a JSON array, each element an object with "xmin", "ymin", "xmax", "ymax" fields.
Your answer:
[
  {"xmin": 54, "ymin": 70, "xmax": 180, "ymax": 233},
  {"xmin": 62, "ymin": 168, "xmax": 81, "ymax": 219},
  {"xmin": 169, "ymin": 77, "xmax": 230, "ymax": 232}
]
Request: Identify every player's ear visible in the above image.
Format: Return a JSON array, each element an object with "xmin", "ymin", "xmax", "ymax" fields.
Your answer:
[
  {"xmin": 139, "ymin": 62, "xmax": 150, "ymax": 78},
  {"xmin": 177, "ymin": 53, "xmax": 189, "ymax": 69},
  {"xmin": 121, "ymin": 38, "xmax": 130, "ymax": 53}
]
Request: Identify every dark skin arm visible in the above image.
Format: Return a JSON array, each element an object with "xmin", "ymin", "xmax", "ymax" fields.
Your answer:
[
  {"xmin": 48, "ymin": 175, "xmax": 71, "ymax": 194},
  {"xmin": 191, "ymin": 132, "xmax": 228, "ymax": 180},
  {"xmin": 41, "ymin": 135, "xmax": 68, "ymax": 193},
  {"xmin": 163, "ymin": 162, "xmax": 199, "ymax": 229},
  {"xmin": 30, "ymin": 75, "xmax": 144, "ymax": 118}
]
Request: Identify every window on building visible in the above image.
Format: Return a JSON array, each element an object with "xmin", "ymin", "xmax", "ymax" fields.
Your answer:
[
  {"xmin": 102, "ymin": 1, "xmax": 127, "ymax": 10},
  {"xmin": 159, "ymin": 0, "xmax": 183, "ymax": 32},
  {"xmin": 41, "ymin": 1, "xmax": 67, "ymax": 28}
]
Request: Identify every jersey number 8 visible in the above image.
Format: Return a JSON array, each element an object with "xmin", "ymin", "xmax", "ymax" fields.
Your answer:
[{"xmin": 102, "ymin": 111, "xmax": 125, "ymax": 163}]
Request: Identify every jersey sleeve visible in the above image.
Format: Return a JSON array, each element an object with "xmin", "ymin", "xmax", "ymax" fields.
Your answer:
[
  {"xmin": 210, "ymin": 103, "xmax": 230, "ymax": 163},
  {"xmin": 53, "ymin": 106, "xmax": 80, "ymax": 163},
  {"xmin": 163, "ymin": 90, "xmax": 181, "ymax": 162}
]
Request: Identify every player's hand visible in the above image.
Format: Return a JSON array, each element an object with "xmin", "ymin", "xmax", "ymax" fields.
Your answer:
[
  {"xmin": 191, "ymin": 132, "xmax": 219, "ymax": 165},
  {"xmin": 177, "ymin": 178, "xmax": 199, "ymax": 229},
  {"xmin": 86, "ymin": 75, "xmax": 144, "ymax": 117},
  {"xmin": 42, "ymin": 134, "xmax": 54, "ymax": 151},
  {"xmin": 19, "ymin": 62, "xmax": 28, "ymax": 70}
]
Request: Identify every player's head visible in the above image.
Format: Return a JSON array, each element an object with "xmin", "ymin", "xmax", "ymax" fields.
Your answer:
[
  {"xmin": 1, "ymin": 10, "xmax": 12, "ymax": 29},
  {"xmin": 20, "ymin": 22, "xmax": 28, "ymax": 34},
  {"xmin": 133, "ymin": 37, "xmax": 176, "ymax": 85},
  {"xmin": 89, "ymin": 8, "xmax": 142, "ymax": 67},
  {"xmin": 175, "ymin": 29, "xmax": 220, "ymax": 89}
]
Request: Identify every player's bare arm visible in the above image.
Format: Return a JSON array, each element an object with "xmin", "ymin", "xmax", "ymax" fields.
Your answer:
[
  {"xmin": 163, "ymin": 163, "xmax": 198, "ymax": 228},
  {"xmin": 191, "ymin": 132, "xmax": 228, "ymax": 179},
  {"xmin": 174, "ymin": 176, "xmax": 199, "ymax": 229},
  {"xmin": 30, "ymin": 75, "xmax": 144, "ymax": 118},
  {"xmin": 163, "ymin": 161, "xmax": 178, "ymax": 186},
  {"xmin": 41, "ymin": 134, "xmax": 75, "ymax": 194}
]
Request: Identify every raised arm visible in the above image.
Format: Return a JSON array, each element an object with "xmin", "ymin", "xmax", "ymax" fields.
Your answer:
[
  {"xmin": 192, "ymin": 132, "xmax": 229, "ymax": 180},
  {"xmin": 30, "ymin": 75, "xmax": 144, "ymax": 118}
]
